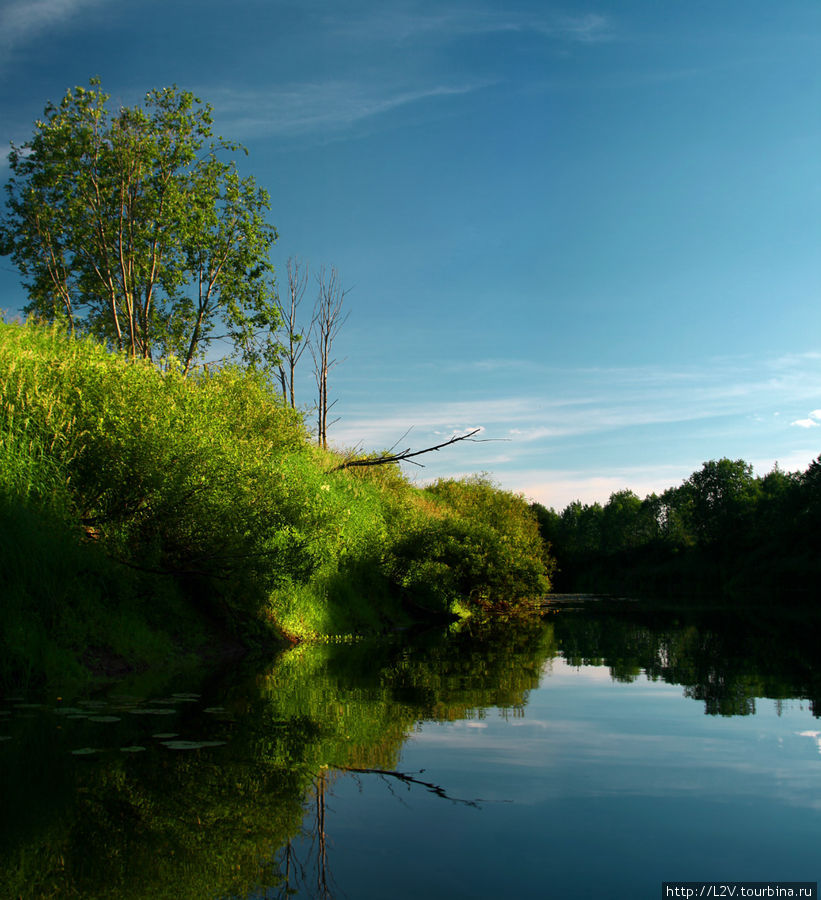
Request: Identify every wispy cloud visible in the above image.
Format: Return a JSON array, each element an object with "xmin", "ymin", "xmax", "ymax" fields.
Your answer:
[
  {"xmin": 325, "ymin": 350, "xmax": 821, "ymax": 506},
  {"xmin": 336, "ymin": 352, "xmax": 821, "ymax": 448},
  {"xmin": 204, "ymin": 6, "xmax": 612, "ymax": 139},
  {"xmin": 329, "ymin": 7, "xmax": 615, "ymax": 46},
  {"xmin": 539, "ymin": 13, "xmax": 614, "ymax": 44},
  {"xmin": 208, "ymin": 80, "xmax": 489, "ymax": 138},
  {"xmin": 0, "ymin": 0, "xmax": 106, "ymax": 57}
]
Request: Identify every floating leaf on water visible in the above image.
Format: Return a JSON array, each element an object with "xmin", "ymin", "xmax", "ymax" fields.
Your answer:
[
  {"xmin": 127, "ymin": 708, "xmax": 177, "ymax": 716},
  {"xmin": 78, "ymin": 700, "xmax": 108, "ymax": 708},
  {"xmin": 66, "ymin": 714, "xmax": 89, "ymax": 720},
  {"xmin": 152, "ymin": 733, "xmax": 179, "ymax": 739},
  {"xmin": 87, "ymin": 716, "xmax": 121, "ymax": 723},
  {"xmin": 161, "ymin": 740, "xmax": 227, "ymax": 750},
  {"xmin": 14, "ymin": 703, "xmax": 42, "ymax": 709},
  {"xmin": 55, "ymin": 707, "xmax": 86, "ymax": 715},
  {"xmin": 203, "ymin": 707, "xmax": 227, "ymax": 714},
  {"xmin": 120, "ymin": 746, "xmax": 146, "ymax": 753},
  {"xmin": 0, "ymin": 736, "xmax": 11, "ymax": 742},
  {"xmin": 70, "ymin": 747, "xmax": 100, "ymax": 756},
  {"xmin": 171, "ymin": 692, "xmax": 201, "ymax": 699}
]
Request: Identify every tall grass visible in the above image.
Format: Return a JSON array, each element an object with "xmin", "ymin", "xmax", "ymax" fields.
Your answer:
[{"xmin": 0, "ymin": 319, "xmax": 554, "ymax": 688}]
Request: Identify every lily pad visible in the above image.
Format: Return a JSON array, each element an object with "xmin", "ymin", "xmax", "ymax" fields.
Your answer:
[
  {"xmin": 0, "ymin": 736, "xmax": 11, "ymax": 742},
  {"xmin": 152, "ymin": 733, "xmax": 179, "ymax": 739},
  {"xmin": 54, "ymin": 707, "xmax": 86, "ymax": 715},
  {"xmin": 203, "ymin": 707, "xmax": 227, "ymax": 714},
  {"xmin": 70, "ymin": 747, "xmax": 100, "ymax": 756},
  {"xmin": 171, "ymin": 692, "xmax": 201, "ymax": 699},
  {"xmin": 87, "ymin": 715, "xmax": 122, "ymax": 723},
  {"xmin": 78, "ymin": 700, "xmax": 108, "ymax": 708},
  {"xmin": 127, "ymin": 708, "xmax": 177, "ymax": 716},
  {"xmin": 120, "ymin": 745, "xmax": 146, "ymax": 753},
  {"xmin": 161, "ymin": 740, "xmax": 227, "ymax": 750}
]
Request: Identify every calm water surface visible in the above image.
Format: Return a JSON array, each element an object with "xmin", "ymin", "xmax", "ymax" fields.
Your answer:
[{"xmin": 1, "ymin": 599, "xmax": 819, "ymax": 899}]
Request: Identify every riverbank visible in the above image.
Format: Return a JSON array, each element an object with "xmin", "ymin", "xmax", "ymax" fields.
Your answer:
[{"xmin": 0, "ymin": 319, "xmax": 554, "ymax": 692}]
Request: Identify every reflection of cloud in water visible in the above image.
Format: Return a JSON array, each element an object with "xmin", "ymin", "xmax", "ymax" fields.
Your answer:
[
  {"xmin": 543, "ymin": 657, "xmax": 684, "ymax": 696},
  {"xmin": 543, "ymin": 659, "xmax": 615, "ymax": 683},
  {"xmin": 797, "ymin": 731, "xmax": 821, "ymax": 754},
  {"xmin": 406, "ymin": 712, "xmax": 821, "ymax": 812}
]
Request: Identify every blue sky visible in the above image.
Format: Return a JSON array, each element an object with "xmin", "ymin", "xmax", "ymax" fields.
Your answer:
[{"xmin": 2, "ymin": 0, "xmax": 821, "ymax": 509}]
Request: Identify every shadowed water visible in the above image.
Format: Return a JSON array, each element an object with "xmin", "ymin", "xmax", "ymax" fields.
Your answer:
[{"xmin": 1, "ymin": 599, "xmax": 819, "ymax": 899}]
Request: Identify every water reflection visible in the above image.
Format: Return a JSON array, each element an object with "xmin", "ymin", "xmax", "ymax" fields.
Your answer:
[
  {"xmin": 0, "ymin": 603, "xmax": 818, "ymax": 898},
  {"xmin": 549, "ymin": 599, "xmax": 821, "ymax": 716}
]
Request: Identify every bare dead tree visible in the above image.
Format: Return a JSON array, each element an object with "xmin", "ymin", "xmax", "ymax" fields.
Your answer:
[
  {"xmin": 311, "ymin": 266, "xmax": 350, "ymax": 448},
  {"xmin": 275, "ymin": 257, "xmax": 313, "ymax": 408}
]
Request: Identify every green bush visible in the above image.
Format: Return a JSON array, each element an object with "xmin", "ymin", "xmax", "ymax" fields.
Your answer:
[
  {"xmin": 388, "ymin": 475, "xmax": 554, "ymax": 616},
  {"xmin": 0, "ymin": 319, "xmax": 556, "ymax": 686}
]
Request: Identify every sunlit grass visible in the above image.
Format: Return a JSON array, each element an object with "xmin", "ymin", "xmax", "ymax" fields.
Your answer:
[{"xmin": 0, "ymin": 318, "xmax": 554, "ymax": 688}]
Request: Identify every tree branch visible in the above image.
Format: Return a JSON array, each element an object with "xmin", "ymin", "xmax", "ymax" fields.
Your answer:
[
  {"xmin": 340, "ymin": 767, "xmax": 482, "ymax": 808},
  {"xmin": 329, "ymin": 428, "xmax": 483, "ymax": 472}
]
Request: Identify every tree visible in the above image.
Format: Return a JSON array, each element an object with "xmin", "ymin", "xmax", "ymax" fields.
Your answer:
[
  {"xmin": 274, "ymin": 257, "xmax": 313, "ymax": 408},
  {"xmin": 0, "ymin": 79, "xmax": 279, "ymax": 374},
  {"xmin": 601, "ymin": 489, "xmax": 655, "ymax": 554},
  {"xmin": 687, "ymin": 458, "xmax": 760, "ymax": 547},
  {"xmin": 311, "ymin": 266, "xmax": 349, "ymax": 448}
]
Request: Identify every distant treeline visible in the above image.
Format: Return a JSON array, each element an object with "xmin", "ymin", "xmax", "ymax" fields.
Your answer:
[{"xmin": 532, "ymin": 457, "xmax": 821, "ymax": 599}]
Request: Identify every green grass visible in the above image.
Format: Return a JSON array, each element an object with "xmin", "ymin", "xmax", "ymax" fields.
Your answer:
[{"xmin": 0, "ymin": 318, "xmax": 555, "ymax": 689}]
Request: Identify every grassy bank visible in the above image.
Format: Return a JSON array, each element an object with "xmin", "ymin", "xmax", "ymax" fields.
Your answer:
[{"xmin": 0, "ymin": 319, "xmax": 554, "ymax": 692}]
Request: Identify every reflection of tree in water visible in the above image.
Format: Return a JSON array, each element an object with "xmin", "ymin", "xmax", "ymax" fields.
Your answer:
[
  {"xmin": 3, "ymin": 606, "xmax": 817, "ymax": 899},
  {"xmin": 276, "ymin": 770, "xmax": 334, "ymax": 900},
  {"xmin": 551, "ymin": 602, "xmax": 821, "ymax": 717},
  {"xmin": 275, "ymin": 763, "xmax": 483, "ymax": 899}
]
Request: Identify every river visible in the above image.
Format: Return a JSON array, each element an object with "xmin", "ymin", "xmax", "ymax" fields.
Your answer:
[{"xmin": 1, "ymin": 597, "xmax": 819, "ymax": 898}]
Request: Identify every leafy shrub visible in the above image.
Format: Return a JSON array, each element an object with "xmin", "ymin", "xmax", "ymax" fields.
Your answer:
[
  {"xmin": 388, "ymin": 475, "xmax": 554, "ymax": 616},
  {"xmin": 0, "ymin": 319, "xmax": 556, "ymax": 686}
]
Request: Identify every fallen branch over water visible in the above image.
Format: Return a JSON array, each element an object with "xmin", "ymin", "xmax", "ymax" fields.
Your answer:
[{"xmin": 329, "ymin": 428, "xmax": 484, "ymax": 472}]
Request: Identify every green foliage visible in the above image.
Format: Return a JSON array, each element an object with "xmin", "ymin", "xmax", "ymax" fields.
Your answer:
[
  {"xmin": 685, "ymin": 458, "xmax": 760, "ymax": 546},
  {"xmin": 388, "ymin": 475, "xmax": 554, "ymax": 615},
  {"xmin": 539, "ymin": 456, "xmax": 821, "ymax": 599},
  {"xmin": 0, "ymin": 320, "xmax": 554, "ymax": 685},
  {"xmin": 0, "ymin": 624, "xmax": 560, "ymax": 899},
  {"xmin": 0, "ymin": 492, "xmax": 204, "ymax": 694},
  {"xmin": 0, "ymin": 78, "xmax": 278, "ymax": 374}
]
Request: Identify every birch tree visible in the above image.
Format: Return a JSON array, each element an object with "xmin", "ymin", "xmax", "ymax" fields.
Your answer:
[
  {"xmin": 275, "ymin": 257, "xmax": 314, "ymax": 407},
  {"xmin": 0, "ymin": 79, "xmax": 278, "ymax": 373},
  {"xmin": 311, "ymin": 266, "xmax": 349, "ymax": 448}
]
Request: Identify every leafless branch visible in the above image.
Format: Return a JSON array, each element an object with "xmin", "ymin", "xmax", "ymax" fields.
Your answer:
[
  {"xmin": 341, "ymin": 767, "xmax": 482, "ymax": 808},
  {"xmin": 312, "ymin": 265, "xmax": 350, "ymax": 448},
  {"xmin": 275, "ymin": 256, "xmax": 313, "ymax": 408},
  {"xmin": 329, "ymin": 428, "xmax": 485, "ymax": 472}
]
